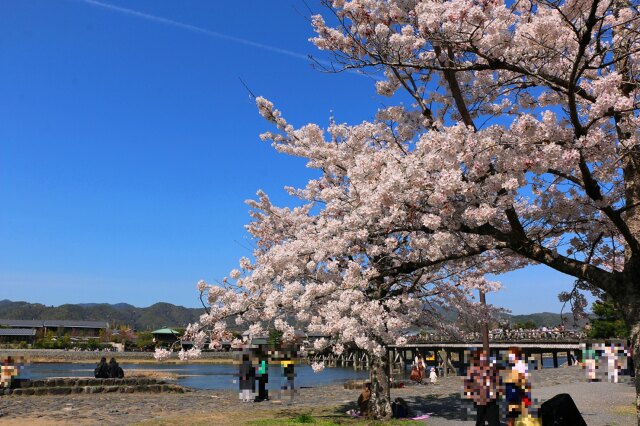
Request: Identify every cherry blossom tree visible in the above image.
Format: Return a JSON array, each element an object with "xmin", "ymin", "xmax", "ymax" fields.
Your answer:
[
  {"xmin": 187, "ymin": 187, "xmax": 504, "ymax": 417},
  {"xmin": 179, "ymin": 0, "xmax": 640, "ymax": 421}
]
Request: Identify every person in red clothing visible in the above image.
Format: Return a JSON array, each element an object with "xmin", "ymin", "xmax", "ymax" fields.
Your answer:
[{"xmin": 413, "ymin": 353, "xmax": 425, "ymax": 383}]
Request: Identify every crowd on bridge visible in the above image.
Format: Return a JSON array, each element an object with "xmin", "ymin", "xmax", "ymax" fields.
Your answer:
[{"xmin": 407, "ymin": 325, "xmax": 586, "ymax": 343}]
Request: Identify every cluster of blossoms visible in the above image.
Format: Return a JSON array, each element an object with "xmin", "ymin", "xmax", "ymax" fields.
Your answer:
[
  {"xmin": 152, "ymin": 2, "xmax": 640, "ymax": 421},
  {"xmin": 168, "ymin": 3, "xmax": 640, "ymax": 418}
]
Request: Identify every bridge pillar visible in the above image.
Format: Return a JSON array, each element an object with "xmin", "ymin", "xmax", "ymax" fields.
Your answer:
[
  {"xmin": 458, "ymin": 349, "xmax": 464, "ymax": 376},
  {"xmin": 535, "ymin": 352, "xmax": 543, "ymax": 370},
  {"xmin": 552, "ymin": 351, "xmax": 558, "ymax": 368}
]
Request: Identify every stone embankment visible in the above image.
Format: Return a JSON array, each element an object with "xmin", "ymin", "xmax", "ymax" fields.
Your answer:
[{"xmin": 2, "ymin": 378, "xmax": 189, "ymax": 396}]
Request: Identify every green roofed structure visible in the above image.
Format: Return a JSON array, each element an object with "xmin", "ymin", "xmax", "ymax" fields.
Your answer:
[{"xmin": 151, "ymin": 328, "xmax": 180, "ymax": 346}]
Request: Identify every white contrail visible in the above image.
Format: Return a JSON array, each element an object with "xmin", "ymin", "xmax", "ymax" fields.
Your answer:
[{"xmin": 78, "ymin": 0, "xmax": 312, "ymax": 61}]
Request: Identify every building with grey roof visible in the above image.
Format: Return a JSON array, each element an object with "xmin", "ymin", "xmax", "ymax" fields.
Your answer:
[
  {"xmin": 0, "ymin": 328, "xmax": 36, "ymax": 343},
  {"xmin": 0, "ymin": 319, "xmax": 109, "ymax": 339}
]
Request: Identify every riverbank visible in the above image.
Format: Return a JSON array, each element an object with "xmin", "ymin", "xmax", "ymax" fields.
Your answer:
[
  {"xmin": 0, "ymin": 349, "xmax": 234, "ymax": 364},
  {"xmin": 0, "ymin": 365, "xmax": 634, "ymax": 425}
]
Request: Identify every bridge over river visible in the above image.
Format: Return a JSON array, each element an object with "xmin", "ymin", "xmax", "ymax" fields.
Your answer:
[{"xmin": 308, "ymin": 332, "xmax": 623, "ymax": 377}]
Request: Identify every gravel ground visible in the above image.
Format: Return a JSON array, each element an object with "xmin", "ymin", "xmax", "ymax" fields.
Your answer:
[{"xmin": 0, "ymin": 365, "xmax": 634, "ymax": 425}]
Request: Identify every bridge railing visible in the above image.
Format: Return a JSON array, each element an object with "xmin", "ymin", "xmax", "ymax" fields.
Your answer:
[{"xmin": 405, "ymin": 330, "xmax": 586, "ymax": 343}]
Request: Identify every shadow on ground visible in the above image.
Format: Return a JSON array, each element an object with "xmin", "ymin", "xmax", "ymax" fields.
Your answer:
[
  {"xmin": 330, "ymin": 392, "xmax": 470, "ymax": 421},
  {"xmin": 409, "ymin": 393, "xmax": 470, "ymax": 421}
]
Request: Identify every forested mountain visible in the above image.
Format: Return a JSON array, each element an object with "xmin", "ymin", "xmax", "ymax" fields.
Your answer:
[
  {"xmin": 0, "ymin": 299, "xmax": 204, "ymax": 330},
  {"xmin": 0, "ymin": 299, "xmax": 586, "ymax": 331}
]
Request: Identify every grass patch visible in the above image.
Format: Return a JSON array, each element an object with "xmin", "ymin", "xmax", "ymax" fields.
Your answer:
[
  {"xmin": 612, "ymin": 404, "xmax": 635, "ymax": 415},
  {"xmin": 249, "ymin": 419, "xmax": 334, "ymax": 425},
  {"xmin": 135, "ymin": 405, "xmax": 424, "ymax": 426},
  {"xmin": 249, "ymin": 416, "xmax": 423, "ymax": 425},
  {"xmin": 294, "ymin": 413, "xmax": 315, "ymax": 423}
]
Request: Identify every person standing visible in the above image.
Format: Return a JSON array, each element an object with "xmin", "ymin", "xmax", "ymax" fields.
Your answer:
[
  {"xmin": 239, "ymin": 353, "xmax": 255, "ymax": 402},
  {"xmin": 583, "ymin": 343, "xmax": 597, "ymax": 381},
  {"xmin": 282, "ymin": 356, "xmax": 295, "ymax": 403},
  {"xmin": 503, "ymin": 347, "xmax": 537, "ymax": 426},
  {"xmin": 429, "ymin": 367, "xmax": 437, "ymax": 384},
  {"xmin": 464, "ymin": 350, "xmax": 501, "ymax": 426},
  {"xmin": 0, "ymin": 356, "xmax": 19, "ymax": 389},
  {"xmin": 256, "ymin": 347, "xmax": 269, "ymax": 401},
  {"xmin": 413, "ymin": 353, "xmax": 425, "ymax": 384}
]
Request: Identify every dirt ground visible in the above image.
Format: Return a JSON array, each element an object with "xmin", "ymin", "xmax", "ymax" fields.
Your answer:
[{"xmin": 0, "ymin": 365, "xmax": 635, "ymax": 425}]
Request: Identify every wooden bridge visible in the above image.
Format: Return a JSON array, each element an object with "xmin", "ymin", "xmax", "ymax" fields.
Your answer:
[
  {"xmin": 306, "ymin": 335, "xmax": 609, "ymax": 376},
  {"xmin": 387, "ymin": 341, "xmax": 583, "ymax": 376}
]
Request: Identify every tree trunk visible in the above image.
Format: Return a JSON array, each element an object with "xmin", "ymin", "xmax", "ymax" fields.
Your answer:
[
  {"xmin": 368, "ymin": 355, "xmax": 392, "ymax": 420},
  {"xmin": 631, "ymin": 327, "xmax": 640, "ymax": 426},
  {"xmin": 617, "ymin": 255, "xmax": 640, "ymax": 425},
  {"xmin": 624, "ymin": 301, "xmax": 640, "ymax": 426}
]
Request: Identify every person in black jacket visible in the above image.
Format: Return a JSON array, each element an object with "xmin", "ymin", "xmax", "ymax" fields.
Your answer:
[
  {"xmin": 94, "ymin": 357, "xmax": 110, "ymax": 378},
  {"xmin": 108, "ymin": 358, "xmax": 124, "ymax": 379},
  {"xmin": 239, "ymin": 353, "xmax": 255, "ymax": 402}
]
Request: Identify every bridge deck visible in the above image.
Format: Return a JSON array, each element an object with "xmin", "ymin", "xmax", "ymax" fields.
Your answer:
[{"xmin": 389, "ymin": 342, "xmax": 582, "ymax": 350}]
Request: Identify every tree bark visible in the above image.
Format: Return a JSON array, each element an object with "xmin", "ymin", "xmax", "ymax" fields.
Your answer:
[
  {"xmin": 616, "ymin": 252, "xmax": 640, "ymax": 425},
  {"xmin": 368, "ymin": 355, "xmax": 392, "ymax": 420},
  {"xmin": 480, "ymin": 290, "xmax": 490, "ymax": 355},
  {"xmin": 631, "ymin": 327, "xmax": 640, "ymax": 426},
  {"xmin": 622, "ymin": 302, "xmax": 640, "ymax": 426},
  {"xmin": 622, "ymin": 148, "xmax": 640, "ymax": 425}
]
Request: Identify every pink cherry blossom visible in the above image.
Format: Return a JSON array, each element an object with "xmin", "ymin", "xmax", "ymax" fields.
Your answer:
[{"xmin": 183, "ymin": 0, "xmax": 640, "ymax": 420}]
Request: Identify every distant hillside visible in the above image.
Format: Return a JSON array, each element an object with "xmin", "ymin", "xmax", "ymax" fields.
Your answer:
[
  {"xmin": 0, "ymin": 300, "xmax": 205, "ymax": 331},
  {"xmin": 0, "ymin": 299, "xmax": 589, "ymax": 332},
  {"xmin": 501, "ymin": 312, "xmax": 591, "ymax": 328}
]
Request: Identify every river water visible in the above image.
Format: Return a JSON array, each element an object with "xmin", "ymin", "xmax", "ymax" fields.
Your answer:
[
  {"xmin": 24, "ymin": 356, "xmax": 565, "ymax": 390},
  {"xmin": 24, "ymin": 363, "xmax": 370, "ymax": 390}
]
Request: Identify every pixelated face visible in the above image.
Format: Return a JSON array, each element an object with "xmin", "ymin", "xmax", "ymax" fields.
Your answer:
[{"xmin": 0, "ymin": 365, "xmax": 18, "ymax": 388}]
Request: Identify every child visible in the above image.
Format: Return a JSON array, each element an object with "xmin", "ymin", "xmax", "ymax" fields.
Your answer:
[{"xmin": 429, "ymin": 367, "xmax": 437, "ymax": 384}]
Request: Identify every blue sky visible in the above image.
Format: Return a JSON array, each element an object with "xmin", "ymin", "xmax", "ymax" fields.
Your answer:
[{"xmin": 0, "ymin": 0, "xmax": 592, "ymax": 314}]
